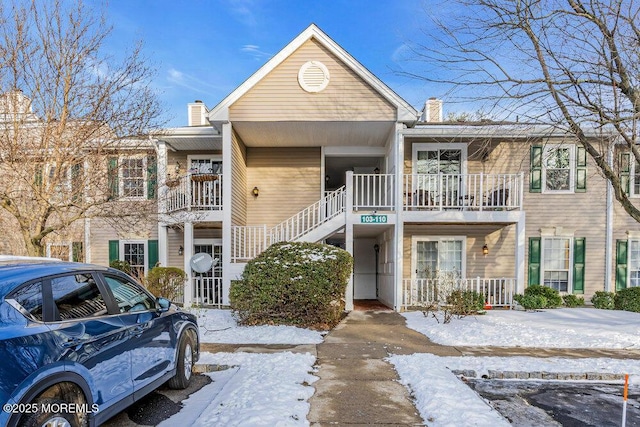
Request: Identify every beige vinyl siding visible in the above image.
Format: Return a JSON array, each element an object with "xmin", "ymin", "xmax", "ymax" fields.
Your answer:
[
  {"xmin": 246, "ymin": 147, "xmax": 321, "ymax": 226},
  {"xmin": 89, "ymin": 217, "xmax": 158, "ymax": 268},
  {"xmin": 403, "ymin": 224, "xmax": 516, "ymax": 280},
  {"xmin": 231, "ymin": 131, "xmax": 248, "ymax": 226},
  {"xmin": 230, "ymin": 38, "xmax": 396, "ymax": 122}
]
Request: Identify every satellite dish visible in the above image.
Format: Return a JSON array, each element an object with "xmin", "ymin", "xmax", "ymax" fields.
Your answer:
[{"xmin": 190, "ymin": 252, "xmax": 214, "ymax": 273}]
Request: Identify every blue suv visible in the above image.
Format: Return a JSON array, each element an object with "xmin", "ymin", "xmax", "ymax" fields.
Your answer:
[{"xmin": 0, "ymin": 257, "xmax": 199, "ymax": 427}]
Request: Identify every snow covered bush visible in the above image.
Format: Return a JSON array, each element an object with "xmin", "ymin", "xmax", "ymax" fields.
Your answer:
[
  {"xmin": 614, "ymin": 287, "xmax": 640, "ymax": 313},
  {"xmin": 230, "ymin": 242, "xmax": 353, "ymax": 329}
]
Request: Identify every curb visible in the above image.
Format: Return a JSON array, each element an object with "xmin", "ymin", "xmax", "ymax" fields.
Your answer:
[{"xmin": 452, "ymin": 369, "xmax": 627, "ymax": 381}]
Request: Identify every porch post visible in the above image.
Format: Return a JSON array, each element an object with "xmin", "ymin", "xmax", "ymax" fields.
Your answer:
[
  {"xmin": 222, "ymin": 122, "xmax": 233, "ymax": 306},
  {"xmin": 515, "ymin": 214, "xmax": 526, "ymax": 295},
  {"xmin": 183, "ymin": 222, "xmax": 194, "ymax": 307},
  {"xmin": 345, "ymin": 171, "xmax": 354, "ymax": 311},
  {"xmin": 394, "ymin": 124, "xmax": 405, "ymax": 311},
  {"xmin": 158, "ymin": 224, "xmax": 168, "ymax": 267}
]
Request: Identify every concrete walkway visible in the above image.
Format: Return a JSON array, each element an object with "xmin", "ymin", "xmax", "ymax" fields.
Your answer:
[{"xmin": 199, "ymin": 309, "xmax": 640, "ymax": 426}]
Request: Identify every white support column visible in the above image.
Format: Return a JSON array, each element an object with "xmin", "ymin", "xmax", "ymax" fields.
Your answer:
[
  {"xmin": 156, "ymin": 140, "xmax": 168, "ymax": 212},
  {"xmin": 158, "ymin": 224, "xmax": 168, "ymax": 267},
  {"xmin": 345, "ymin": 171, "xmax": 354, "ymax": 311},
  {"xmin": 394, "ymin": 123, "xmax": 405, "ymax": 311},
  {"xmin": 222, "ymin": 122, "xmax": 233, "ymax": 305},
  {"xmin": 515, "ymin": 213, "xmax": 526, "ymax": 295},
  {"xmin": 183, "ymin": 222, "xmax": 194, "ymax": 307},
  {"xmin": 84, "ymin": 218, "xmax": 91, "ymax": 263}
]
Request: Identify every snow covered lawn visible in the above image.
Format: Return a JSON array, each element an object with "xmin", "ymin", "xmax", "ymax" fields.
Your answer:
[
  {"xmin": 403, "ymin": 307, "xmax": 640, "ymax": 349},
  {"xmin": 190, "ymin": 307, "xmax": 325, "ymax": 344}
]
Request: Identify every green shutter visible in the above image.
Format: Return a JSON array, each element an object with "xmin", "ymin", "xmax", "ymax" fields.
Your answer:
[
  {"xmin": 34, "ymin": 165, "xmax": 43, "ymax": 187},
  {"xmin": 620, "ymin": 152, "xmax": 631, "ymax": 195},
  {"xmin": 575, "ymin": 146, "xmax": 587, "ymax": 192},
  {"xmin": 107, "ymin": 157, "xmax": 119, "ymax": 200},
  {"xmin": 72, "ymin": 241, "xmax": 84, "ymax": 262},
  {"xmin": 573, "ymin": 237, "xmax": 585, "ymax": 293},
  {"xmin": 148, "ymin": 239, "xmax": 159, "ymax": 270},
  {"xmin": 71, "ymin": 163, "xmax": 82, "ymax": 203},
  {"xmin": 147, "ymin": 155, "xmax": 157, "ymax": 199},
  {"xmin": 108, "ymin": 240, "xmax": 119, "ymax": 264},
  {"xmin": 530, "ymin": 145, "xmax": 543, "ymax": 193},
  {"xmin": 616, "ymin": 239, "xmax": 628, "ymax": 291},
  {"xmin": 528, "ymin": 237, "xmax": 541, "ymax": 286}
]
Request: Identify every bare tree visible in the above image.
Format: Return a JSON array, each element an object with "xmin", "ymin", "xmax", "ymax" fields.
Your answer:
[
  {"xmin": 0, "ymin": 0, "xmax": 164, "ymax": 256},
  {"xmin": 405, "ymin": 0, "xmax": 640, "ymax": 221}
]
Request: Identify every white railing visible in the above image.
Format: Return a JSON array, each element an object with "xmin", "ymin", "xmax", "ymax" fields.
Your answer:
[
  {"xmin": 164, "ymin": 174, "xmax": 223, "ymax": 213},
  {"xmin": 192, "ymin": 276, "xmax": 223, "ymax": 307},
  {"xmin": 353, "ymin": 174, "xmax": 395, "ymax": 211},
  {"xmin": 231, "ymin": 225, "xmax": 269, "ymax": 262},
  {"xmin": 401, "ymin": 277, "xmax": 515, "ymax": 309},
  {"xmin": 231, "ymin": 187, "xmax": 346, "ymax": 262},
  {"xmin": 403, "ymin": 173, "xmax": 522, "ymax": 211},
  {"xmin": 270, "ymin": 186, "xmax": 346, "ymax": 243}
]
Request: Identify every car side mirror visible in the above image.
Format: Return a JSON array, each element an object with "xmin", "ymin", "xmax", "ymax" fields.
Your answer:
[{"xmin": 156, "ymin": 297, "xmax": 171, "ymax": 312}]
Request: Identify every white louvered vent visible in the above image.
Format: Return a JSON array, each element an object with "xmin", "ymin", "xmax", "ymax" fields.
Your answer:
[{"xmin": 298, "ymin": 61, "xmax": 330, "ymax": 93}]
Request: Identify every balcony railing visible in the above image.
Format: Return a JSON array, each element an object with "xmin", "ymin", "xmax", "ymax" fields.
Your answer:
[
  {"xmin": 401, "ymin": 277, "xmax": 515, "ymax": 309},
  {"xmin": 403, "ymin": 173, "xmax": 523, "ymax": 211},
  {"xmin": 163, "ymin": 174, "xmax": 222, "ymax": 213},
  {"xmin": 353, "ymin": 173, "xmax": 395, "ymax": 211}
]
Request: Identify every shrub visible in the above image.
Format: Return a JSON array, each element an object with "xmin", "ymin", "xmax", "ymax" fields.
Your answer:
[
  {"xmin": 562, "ymin": 294, "xmax": 585, "ymax": 308},
  {"xmin": 146, "ymin": 267, "xmax": 186, "ymax": 301},
  {"xmin": 446, "ymin": 290, "xmax": 485, "ymax": 315},
  {"xmin": 513, "ymin": 294, "xmax": 547, "ymax": 310},
  {"xmin": 230, "ymin": 242, "xmax": 353, "ymax": 329},
  {"xmin": 109, "ymin": 259, "xmax": 131, "ymax": 274},
  {"xmin": 523, "ymin": 285, "xmax": 563, "ymax": 308},
  {"xmin": 614, "ymin": 287, "xmax": 640, "ymax": 313},
  {"xmin": 591, "ymin": 291, "xmax": 615, "ymax": 309}
]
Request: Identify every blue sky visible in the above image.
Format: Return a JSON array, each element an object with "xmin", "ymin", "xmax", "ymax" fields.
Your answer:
[{"xmin": 98, "ymin": 0, "xmax": 447, "ymax": 127}]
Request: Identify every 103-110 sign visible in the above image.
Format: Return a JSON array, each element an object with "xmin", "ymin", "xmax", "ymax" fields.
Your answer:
[{"xmin": 360, "ymin": 214, "xmax": 387, "ymax": 224}]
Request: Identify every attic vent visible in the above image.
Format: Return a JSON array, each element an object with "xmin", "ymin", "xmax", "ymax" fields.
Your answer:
[{"xmin": 298, "ymin": 61, "xmax": 330, "ymax": 93}]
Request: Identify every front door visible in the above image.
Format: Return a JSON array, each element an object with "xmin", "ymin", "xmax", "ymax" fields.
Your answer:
[{"xmin": 193, "ymin": 239, "xmax": 222, "ymax": 305}]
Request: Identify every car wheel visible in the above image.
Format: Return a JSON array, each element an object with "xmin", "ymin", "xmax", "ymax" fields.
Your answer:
[
  {"xmin": 167, "ymin": 333, "xmax": 194, "ymax": 389},
  {"xmin": 21, "ymin": 397, "xmax": 87, "ymax": 427}
]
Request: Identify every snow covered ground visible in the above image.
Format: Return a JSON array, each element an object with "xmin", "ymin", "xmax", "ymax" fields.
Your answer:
[{"xmin": 164, "ymin": 307, "xmax": 640, "ymax": 426}]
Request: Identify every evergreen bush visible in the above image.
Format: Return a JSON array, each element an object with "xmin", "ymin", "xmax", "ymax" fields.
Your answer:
[
  {"xmin": 591, "ymin": 291, "xmax": 615, "ymax": 309},
  {"xmin": 109, "ymin": 259, "xmax": 131, "ymax": 274},
  {"xmin": 523, "ymin": 285, "xmax": 563, "ymax": 307},
  {"xmin": 513, "ymin": 294, "xmax": 548, "ymax": 310},
  {"xmin": 230, "ymin": 242, "xmax": 353, "ymax": 329},
  {"xmin": 446, "ymin": 290, "xmax": 485, "ymax": 315},
  {"xmin": 562, "ymin": 294, "xmax": 584, "ymax": 308},
  {"xmin": 614, "ymin": 287, "xmax": 640, "ymax": 313}
]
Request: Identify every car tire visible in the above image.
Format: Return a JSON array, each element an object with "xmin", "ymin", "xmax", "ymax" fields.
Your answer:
[
  {"xmin": 21, "ymin": 397, "xmax": 87, "ymax": 427},
  {"xmin": 167, "ymin": 333, "xmax": 194, "ymax": 390}
]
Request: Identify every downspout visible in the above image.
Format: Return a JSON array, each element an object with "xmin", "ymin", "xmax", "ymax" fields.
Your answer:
[{"xmin": 604, "ymin": 142, "xmax": 614, "ymax": 291}]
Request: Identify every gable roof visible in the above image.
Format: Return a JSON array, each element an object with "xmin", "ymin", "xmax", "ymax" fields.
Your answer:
[{"xmin": 208, "ymin": 24, "xmax": 418, "ymax": 124}]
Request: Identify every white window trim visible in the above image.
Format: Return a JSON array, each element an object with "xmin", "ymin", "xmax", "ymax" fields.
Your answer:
[
  {"xmin": 542, "ymin": 144, "xmax": 575, "ymax": 193},
  {"xmin": 118, "ymin": 155, "xmax": 148, "ymax": 200},
  {"xmin": 411, "ymin": 235, "xmax": 467, "ymax": 282},
  {"xmin": 411, "ymin": 143, "xmax": 468, "ymax": 175},
  {"xmin": 187, "ymin": 155, "xmax": 222, "ymax": 175},
  {"xmin": 119, "ymin": 240, "xmax": 148, "ymax": 274},
  {"xmin": 46, "ymin": 242, "xmax": 72, "ymax": 261},
  {"xmin": 540, "ymin": 236, "xmax": 573, "ymax": 293}
]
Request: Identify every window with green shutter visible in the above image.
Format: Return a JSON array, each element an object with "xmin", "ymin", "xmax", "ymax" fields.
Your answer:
[
  {"xmin": 148, "ymin": 239, "xmax": 158, "ymax": 270},
  {"xmin": 108, "ymin": 240, "xmax": 119, "ymax": 264}
]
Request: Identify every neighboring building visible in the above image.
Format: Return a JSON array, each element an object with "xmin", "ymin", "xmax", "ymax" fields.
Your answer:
[{"xmin": 3, "ymin": 25, "xmax": 637, "ymax": 311}]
